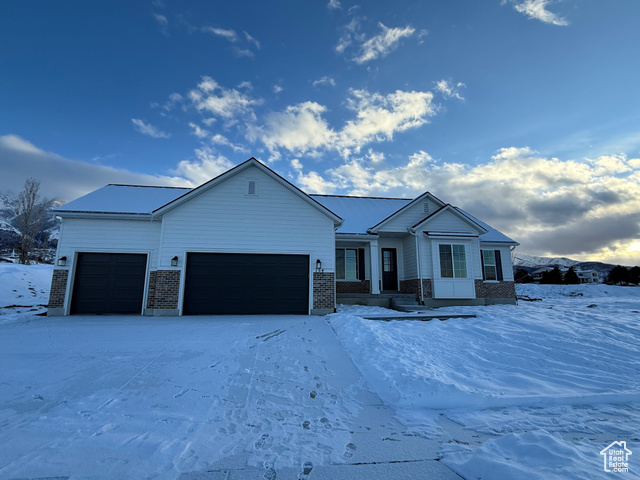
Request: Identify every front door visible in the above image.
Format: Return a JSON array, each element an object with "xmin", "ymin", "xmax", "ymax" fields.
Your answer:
[{"xmin": 381, "ymin": 248, "xmax": 398, "ymax": 291}]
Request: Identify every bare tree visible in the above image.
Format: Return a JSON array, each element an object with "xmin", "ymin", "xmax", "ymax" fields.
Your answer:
[{"xmin": 14, "ymin": 178, "xmax": 52, "ymax": 264}]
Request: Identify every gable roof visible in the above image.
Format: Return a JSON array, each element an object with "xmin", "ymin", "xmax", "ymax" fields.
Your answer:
[
  {"xmin": 411, "ymin": 204, "xmax": 488, "ymax": 234},
  {"xmin": 152, "ymin": 158, "xmax": 342, "ymax": 225},
  {"xmin": 368, "ymin": 191, "xmax": 446, "ymax": 233}
]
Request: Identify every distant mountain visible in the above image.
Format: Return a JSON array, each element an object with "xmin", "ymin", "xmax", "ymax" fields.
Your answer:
[
  {"xmin": 512, "ymin": 253, "xmax": 621, "ymax": 282},
  {"xmin": 512, "ymin": 253, "xmax": 580, "ymax": 268}
]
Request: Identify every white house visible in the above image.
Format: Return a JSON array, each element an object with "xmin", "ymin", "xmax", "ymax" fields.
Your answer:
[{"xmin": 48, "ymin": 158, "xmax": 519, "ymax": 316}]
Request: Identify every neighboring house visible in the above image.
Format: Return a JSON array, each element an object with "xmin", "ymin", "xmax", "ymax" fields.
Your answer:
[
  {"xmin": 532, "ymin": 266, "xmax": 600, "ymax": 283},
  {"xmin": 48, "ymin": 158, "xmax": 519, "ymax": 316}
]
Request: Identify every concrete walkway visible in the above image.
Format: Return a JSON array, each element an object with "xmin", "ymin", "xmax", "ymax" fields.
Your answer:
[{"xmin": 0, "ymin": 315, "xmax": 464, "ymax": 479}]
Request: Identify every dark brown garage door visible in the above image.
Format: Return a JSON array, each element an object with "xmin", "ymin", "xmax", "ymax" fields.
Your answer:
[
  {"xmin": 71, "ymin": 253, "xmax": 147, "ymax": 314},
  {"xmin": 183, "ymin": 253, "xmax": 309, "ymax": 315}
]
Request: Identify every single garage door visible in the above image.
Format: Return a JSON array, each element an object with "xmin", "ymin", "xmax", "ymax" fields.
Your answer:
[
  {"xmin": 183, "ymin": 253, "xmax": 309, "ymax": 315},
  {"xmin": 71, "ymin": 253, "xmax": 147, "ymax": 314}
]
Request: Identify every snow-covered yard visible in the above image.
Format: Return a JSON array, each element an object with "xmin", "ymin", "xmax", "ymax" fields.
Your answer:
[
  {"xmin": 331, "ymin": 284, "xmax": 640, "ymax": 479},
  {"xmin": 1, "ymin": 263, "xmax": 639, "ymax": 479}
]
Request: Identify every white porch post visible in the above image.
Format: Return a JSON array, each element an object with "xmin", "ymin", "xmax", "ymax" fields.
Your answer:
[{"xmin": 370, "ymin": 239, "xmax": 380, "ymax": 294}]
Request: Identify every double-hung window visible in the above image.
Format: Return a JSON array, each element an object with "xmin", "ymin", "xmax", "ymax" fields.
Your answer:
[
  {"xmin": 481, "ymin": 249, "xmax": 503, "ymax": 281},
  {"xmin": 439, "ymin": 244, "xmax": 467, "ymax": 278},
  {"xmin": 336, "ymin": 248, "xmax": 361, "ymax": 280}
]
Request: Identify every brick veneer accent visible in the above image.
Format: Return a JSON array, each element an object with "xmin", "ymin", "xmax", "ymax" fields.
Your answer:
[
  {"xmin": 313, "ymin": 272, "xmax": 335, "ymax": 310},
  {"xmin": 146, "ymin": 270, "xmax": 181, "ymax": 310},
  {"xmin": 400, "ymin": 279, "xmax": 433, "ymax": 298},
  {"xmin": 474, "ymin": 280, "xmax": 516, "ymax": 299},
  {"xmin": 48, "ymin": 269, "xmax": 69, "ymax": 309},
  {"xmin": 336, "ymin": 280, "xmax": 370, "ymax": 294}
]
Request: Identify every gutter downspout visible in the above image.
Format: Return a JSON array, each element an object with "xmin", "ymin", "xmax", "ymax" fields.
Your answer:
[{"xmin": 408, "ymin": 228, "xmax": 424, "ymax": 304}]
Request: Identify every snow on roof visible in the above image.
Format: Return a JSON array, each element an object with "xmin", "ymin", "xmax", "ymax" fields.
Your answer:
[
  {"xmin": 54, "ymin": 185, "xmax": 517, "ymax": 244},
  {"xmin": 55, "ymin": 185, "xmax": 190, "ymax": 215},
  {"xmin": 310, "ymin": 195, "xmax": 412, "ymax": 234},
  {"xmin": 311, "ymin": 195, "xmax": 517, "ymax": 244},
  {"xmin": 455, "ymin": 208, "xmax": 518, "ymax": 244}
]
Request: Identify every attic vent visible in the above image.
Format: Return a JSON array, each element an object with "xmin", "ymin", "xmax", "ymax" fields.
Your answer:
[
  {"xmin": 423, "ymin": 202, "xmax": 429, "ymax": 214},
  {"xmin": 247, "ymin": 180, "xmax": 257, "ymax": 196}
]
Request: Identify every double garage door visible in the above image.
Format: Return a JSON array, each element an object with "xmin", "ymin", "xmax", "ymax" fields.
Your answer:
[
  {"xmin": 70, "ymin": 252, "xmax": 310, "ymax": 315},
  {"xmin": 183, "ymin": 253, "xmax": 310, "ymax": 315}
]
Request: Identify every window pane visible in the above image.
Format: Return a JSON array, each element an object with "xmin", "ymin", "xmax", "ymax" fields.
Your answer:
[
  {"xmin": 336, "ymin": 249, "xmax": 345, "ymax": 280},
  {"xmin": 345, "ymin": 249, "xmax": 357, "ymax": 280},
  {"xmin": 439, "ymin": 244, "xmax": 453, "ymax": 278},
  {"xmin": 452, "ymin": 244, "xmax": 467, "ymax": 278},
  {"xmin": 482, "ymin": 250, "xmax": 496, "ymax": 280}
]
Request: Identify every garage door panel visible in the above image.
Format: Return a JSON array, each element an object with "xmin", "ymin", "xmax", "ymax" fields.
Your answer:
[
  {"xmin": 71, "ymin": 253, "xmax": 147, "ymax": 315},
  {"xmin": 183, "ymin": 253, "xmax": 309, "ymax": 315}
]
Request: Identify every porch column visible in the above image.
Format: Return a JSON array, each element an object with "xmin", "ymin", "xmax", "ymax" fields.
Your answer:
[{"xmin": 370, "ymin": 239, "xmax": 380, "ymax": 294}]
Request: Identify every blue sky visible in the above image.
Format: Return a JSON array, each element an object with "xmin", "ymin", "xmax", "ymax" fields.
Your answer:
[{"xmin": 1, "ymin": 0, "xmax": 639, "ymax": 265}]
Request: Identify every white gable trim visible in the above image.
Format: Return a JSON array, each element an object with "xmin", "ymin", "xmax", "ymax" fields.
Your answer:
[
  {"xmin": 152, "ymin": 158, "xmax": 343, "ymax": 226},
  {"xmin": 368, "ymin": 191, "xmax": 445, "ymax": 233},
  {"xmin": 411, "ymin": 204, "xmax": 488, "ymax": 234}
]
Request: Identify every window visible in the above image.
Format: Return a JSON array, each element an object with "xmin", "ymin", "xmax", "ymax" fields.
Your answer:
[
  {"xmin": 439, "ymin": 244, "xmax": 467, "ymax": 278},
  {"xmin": 482, "ymin": 250, "xmax": 497, "ymax": 281},
  {"xmin": 247, "ymin": 180, "xmax": 258, "ymax": 196},
  {"xmin": 336, "ymin": 248, "xmax": 362, "ymax": 280},
  {"xmin": 481, "ymin": 249, "xmax": 503, "ymax": 281}
]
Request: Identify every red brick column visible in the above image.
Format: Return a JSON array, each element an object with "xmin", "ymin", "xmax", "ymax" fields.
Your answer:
[
  {"xmin": 47, "ymin": 269, "xmax": 69, "ymax": 312},
  {"xmin": 313, "ymin": 272, "xmax": 335, "ymax": 313},
  {"xmin": 147, "ymin": 270, "xmax": 181, "ymax": 311}
]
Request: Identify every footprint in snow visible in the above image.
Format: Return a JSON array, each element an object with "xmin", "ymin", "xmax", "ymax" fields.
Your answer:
[
  {"xmin": 320, "ymin": 417, "xmax": 332, "ymax": 429},
  {"xmin": 298, "ymin": 461, "xmax": 313, "ymax": 479},
  {"xmin": 92, "ymin": 423, "xmax": 119, "ymax": 436},
  {"xmin": 254, "ymin": 433, "xmax": 269, "ymax": 449},
  {"xmin": 343, "ymin": 443, "xmax": 357, "ymax": 458},
  {"xmin": 302, "ymin": 420, "xmax": 310, "ymax": 430},
  {"xmin": 263, "ymin": 460, "xmax": 277, "ymax": 480}
]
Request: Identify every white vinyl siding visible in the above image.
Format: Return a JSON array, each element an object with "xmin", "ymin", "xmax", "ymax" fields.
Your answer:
[
  {"xmin": 375, "ymin": 198, "xmax": 440, "ymax": 233},
  {"xmin": 159, "ymin": 166, "xmax": 335, "ymax": 271},
  {"xmin": 402, "ymin": 235, "xmax": 417, "ymax": 279},
  {"xmin": 55, "ymin": 217, "xmax": 162, "ymax": 267}
]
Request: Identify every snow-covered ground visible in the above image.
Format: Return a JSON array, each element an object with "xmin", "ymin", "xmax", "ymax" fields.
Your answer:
[
  {"xmin": 0, "ymin": 262, "xmax": 51, "ymax": 323},
  {"xmin": 331, "ymin": 284, "xmax": 640, "ymax": 479},
  {"xmin": 1, "ymin": 264, "xmax": 639, "ymax": 479}
]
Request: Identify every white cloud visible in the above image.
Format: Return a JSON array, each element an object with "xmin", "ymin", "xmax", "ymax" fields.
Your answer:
[
  {"xmin": 327, "ymin": 0, "xmax": 341, "ymax": 9},
  {"xmin": 335, "ymin": 18, "xmax": 361, "ymax": 54},
  {"xmin": 353, "ymin": 22, "xmax": 416, "ymax": 64},
  {"xmin": 244, "ymin": 31, "xmax": 261, "ymax": 49},
  {"xmin": 188, "ymin": 76, "xmax": 262, "ymax": 122},
  {"xmin": 210, "ymin": 134, "xmax": 249, "ymax": 153},
  {"xmin": 233, "ymin": 48, "xmax": 255, "ymax": 58},
  {"xmin": 505, "ymin": 0, "xmax": 569, "ymax": 26},
  {"xmin": 273, "ymin": 84, "xmax": 284, "ymax": 94},
  {"xmin": 171, "ymin": 146, "xmax": 235, "ymax": 185},
  {"xmin": 152, "ymin": 13, "xmax": 169, "ymax": 36},
  {"xmin": 312, "ymin": 76, "xmax": 336, "ymax": 88},
  {"xmin": 434, "ymin": 79, "xmax": 465, "ymax": 100},
  {"xmin": 290, "ymin": 159, "xmax": 337, "ymax": 194},
  {"xmin": 249, "ymin": 88, "xmax": 436, "ymax": 159},
  {"xmin": 131, "ymin": 119, "xmax": 171, "ymax": 139},
  {"xmin": 0, "ymin": 135, "xmax": 189, "ymax": 202},
  {"xmin": 297, "ymin": 147, "xmax": 640, "ymax": 264},
  {"xmin": 201, "ymin": 26, "xmax": 238, "ymax": 42},
  {"xmin": 250, "ymin": 102, "xmax": 335, "ymax": 159},
  {"xmin": 188, "ymin": 122, "xmax": 210, "ymax": 139}
]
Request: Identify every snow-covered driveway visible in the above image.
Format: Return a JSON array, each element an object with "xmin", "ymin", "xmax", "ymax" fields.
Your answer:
[{"xmin": 0, "ymin": 314, "xmax": 456, "ymax": 480}]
